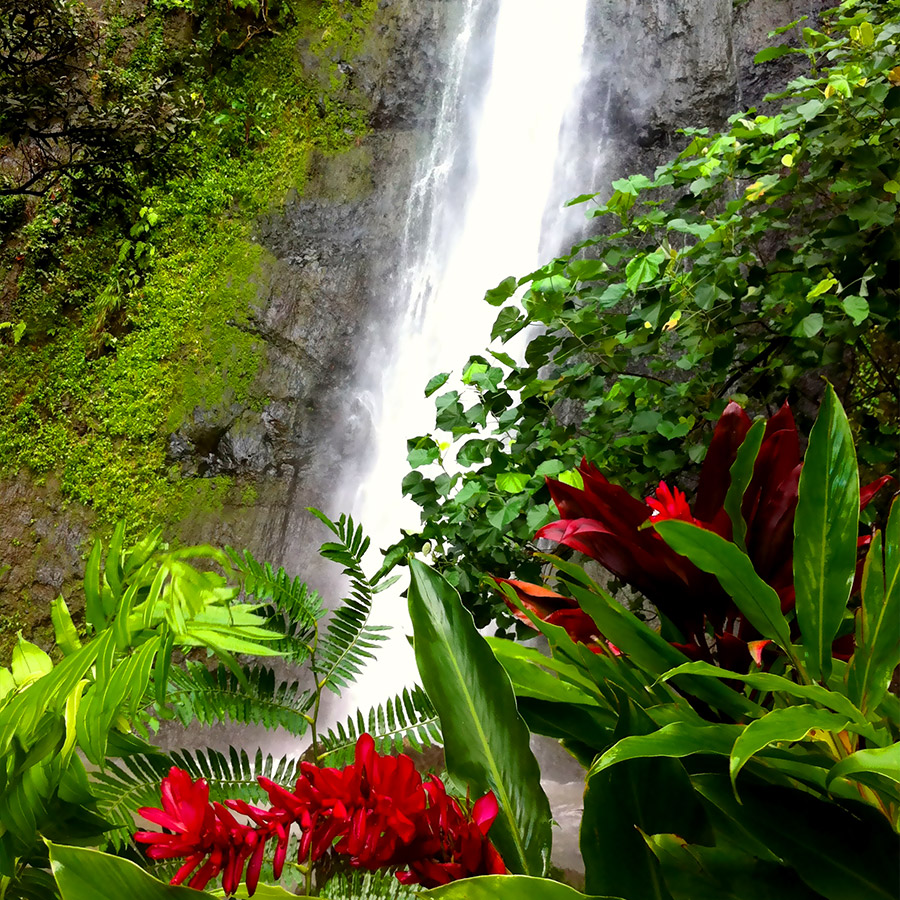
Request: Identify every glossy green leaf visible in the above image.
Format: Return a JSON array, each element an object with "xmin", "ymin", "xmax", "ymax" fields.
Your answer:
[
  {"xmin": 653, "ymin": 521, "xmax": 792, "ymax": 653},
  {"xmin": 83, "ymin": 539, "xmax": 105, "ymax": 632},
  {"xmin": 582, "ymin": 697, "xmax": 710, "ymax": 900},
  {"xmin": 657, "ymin": 661, "xmax": 869, "ymax": 726},
  {"xmin": 582, "ymin": 766, "xmax": 674, "ymax": 900},
  {"xmin": 408, "ymin": 561, "xmax": 552, "ymax": 876},
  {"xmin": 847, "ymin": 498, "xmax": 900, "ymax": 714},
  {"xmin": 208, "ymin": 886, "xmax": 306, "ymax": 899},
  {"xmin": 694, "ymin": 774, "xmax": 899, "ymax": 900},
  {"xmin": 51, "ymin": 597, "xmax": 82, "ymax": 656},
  {"xmin": 423, "ymin": 875, "xmax": 622, "ymax": 899},
  {"xmin": 729, "ymin": 705, "xmax": 853, "ymax": 789},
  {"xmin": 591, "ymin": 722, "xmax": 742, "ymax": 776},
  {"xmin": 485, "ymin": 638, "xmax": 602, "ymax": 706},
  {"xmin": 565, "ymin": 579, "xmax": 761, "ymax": 720},
  {"xmin": 11, "ymin": 635, "xmax": 53, "ymax": 688},
  {"xmin": 496, "ymin": 472, "xmax": 530, "ymax": 494},
  {"xmin": 48, "ymin": 842, "xmax": 213, "ymax": 898},
  {"xmin": 826, "ymin": 743, "xmax": 900, "ymax": 788},
  {"xmin": 794, "ymin": 384, "xmax": 860, "ymax": 682},
  {"xmin": 723, "ymin": 419, "xmax": 765, "ymax": 552}
]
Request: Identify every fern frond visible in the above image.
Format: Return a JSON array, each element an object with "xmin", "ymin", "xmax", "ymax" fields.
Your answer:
[
  {"xmin": 165, "ymin": 662, "xmax": 314, "ymax": 735},
  {"xmin": 321, "ymin": 866, "xmax": 415, "ymax": 900},
  {"xmin": 312, "ymin": 512, "xmax": 390, "ymax": 696},
  {"xmin": 316, "ymin": 686, "xmax": 442, "ymax": 768},
  {"xmin": 93, "ymin": 746, "xmax": 300, "ymax": 850},
  {"xmin": 227, "ymin": 548, "xmax": 325, "ymax": 661}
]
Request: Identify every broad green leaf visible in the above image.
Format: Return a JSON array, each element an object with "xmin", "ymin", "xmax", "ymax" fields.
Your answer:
[
  {"xmin": 408, "ymin": 561, "xmax": 552, "ymax": 876},
  {"xmin": 658, "ymin": 662, "xmax": 869, "ymax": 728},
  {"xmin": 653, "ymin": 522, "xmax": 792, "ymax": 653},
  {"xmin": 208, "ymin": 887, "xmax": 306, "ymax": 899},
  {"xmin": 484, "ymin": 275, "xmax": 518, "ymax": 307},
  {"xmin": 841, "ymin": 295, "xmax": 869, "ymax": 325},
  {"xmin": 48, "ymin": 842, "xmax": 212, "ymax": 898},
  {"xmin": 0, "ymin": 667, "xmax": 14, "ymax": 700},
  {"xmin": 694, "ymin": 774, "xmax": 899, "ymax": 900},
  {"xmin": 591, "ymin": 722, "xmax": 742, "ymax": 776},
  {"xmin": 582, "ymin": 700, "xmax": 709, "ymax": 900},
  {"xmin": 826, "ymin": 743, "xmax": 900, "ymax": 788},
  {"xmin": 625, "ymin": 251, "xmax": 665, "ymax": 292},
  {"xmin": 11, "ymin": 636, "xmax": 53, "ymax": 688},
  {"xmin": 485, "ymin": 638, "xmax": 602, "ymax": 706},
  {"xmin": 729, "ymin": 705, "xmax": 854, "ymax": 789},
  {"xmin": 754, "ymin": 44, "xmax": 798, "ymax": 63},
  {"xmin": 723, "ymin": 419, "xmax": 765, "ymax": 552},
  {"xmin": 51, "ymin": 597, "xmax": 82, "ymax": 656},
  {"xmin": 582, "ymin": 766, "xmax": 674, "ymax": 900},
  {"xmin": 847, "ymin": 498, "xmax": 900, "ymax": 715},
  {"xmin": 83, "ymin": 539, "xmax": 104, "ymax": 632},
  {"xmin": 496, "ymin": 472, "xmax": 530, "ymax": 494},
  {"xmin": 796, "ymin": 313, "xmax": 823, "ymax": 337},
  {"xmin": 566, "ymin": 580, "xmax": 761, "ymax": 720},
  {"xmin": 423, "ymin": 875, "xmax": 622, "ymax": 899},
  {"xmin": 794, "ymin": 384, "xmax": 859, "ymax": 682}
]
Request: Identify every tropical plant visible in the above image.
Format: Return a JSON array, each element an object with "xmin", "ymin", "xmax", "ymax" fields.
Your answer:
[
  {"xmin": 406, "ymin": 385, "xmax": 899, "ymax": 900},
  {"xmin": 505, "ymin": 398, "xmax": 891, "ymax": 669},
  {"xmin": 396, "ymin": 0, "xmax": 900, "ymax": 629},
  {"xmin": 0, "ymin": 525, "xmax": 280, "ymax": 897},
  {"xmin": 0, "ymin": 510, "xmax": 444, "ymax": 899}
]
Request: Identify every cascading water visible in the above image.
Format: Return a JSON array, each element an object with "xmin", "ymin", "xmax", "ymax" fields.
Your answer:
[{"xmin": 347, "ymin": 0, "xmax": 590, "ymax": 713}]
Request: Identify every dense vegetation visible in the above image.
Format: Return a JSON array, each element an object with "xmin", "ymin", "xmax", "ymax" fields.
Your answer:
[
  {"xmin": 0, "ymin": 0, "xmax": 374, "ymax": 530},
  {"xmin": 395, "ymin": 0, "xmax": 900, "ymax": 630},
  {"xmin": 0, "ymin": 0, "xmax": 896, "ymax": 899}
]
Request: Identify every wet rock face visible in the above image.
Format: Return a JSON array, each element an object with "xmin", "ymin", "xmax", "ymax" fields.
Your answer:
[
  {"xmin": 546, "ymin": 0, "xmax": 836, "ymax": 251},
  {"xmin": 171, "ymin": 0, "xmax": 463, "ymax": 566}
]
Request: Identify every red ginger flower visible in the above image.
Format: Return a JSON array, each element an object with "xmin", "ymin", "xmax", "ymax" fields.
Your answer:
[
  {"xmin": 530, "ymin": 401, "xmax": 892, "ymax": 667},
  {"xmin": 137, "ymin": 737, "xmax": 506, "ymax": 896},
  {"xmin": 135, "ymin": 767, "xmax": 258, "ymax": 894},
  {"xmin": 397, "ymin": 778, "xmax": 505, "ymax": 887}
]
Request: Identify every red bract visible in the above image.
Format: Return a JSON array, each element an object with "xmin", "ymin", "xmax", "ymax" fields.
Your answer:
[
  {"xmin": 135, "ymin": 736, "xmax": 505, "ymax": 896},
  {"xmin": 135, "ymin": 767, "xmax": 258, "ymax": 893},
  {"xmin": 397, "ymin": 779, "xmax": 506, "ymax": 888},
  {"xmin": 532, "ymin": 401, "xmax": 891, "ymax": 666},
  {"xmin": 494, "ymin": 577, "xmax": 620, "ymax": 655}
]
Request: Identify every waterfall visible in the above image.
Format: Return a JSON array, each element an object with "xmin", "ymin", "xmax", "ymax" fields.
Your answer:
[{"xmin": 347, "ymin": 0, "xmax": 590, "ymax": 713}]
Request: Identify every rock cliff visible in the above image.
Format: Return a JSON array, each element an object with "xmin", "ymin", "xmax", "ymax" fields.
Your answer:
[{"xmin": 0, "ymin": 0, "xmax": 835, "ymax": 636}]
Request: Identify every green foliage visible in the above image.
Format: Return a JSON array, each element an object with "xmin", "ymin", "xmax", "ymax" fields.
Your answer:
[
  {"xmin": 0, "ymin": 528, "xmax": 280, "ymax": 894},
  {"xmin": 316, "ymin": 685, "xmax": 442, "ymax": 768},
  {"xmin": 397, "ymin": 0, "xmax": 900, "ymax": 628},
  {"xmin": 445, "ymin": 390, "xmax": 897, "ymax": 899},
  {"xmin": 423, "ymin": 876, "xmax": 621, "ymax": 900},
  {"xmin": 408, "ymin": 561, "xmax": 552, "ymax": 878},
  {"xmin": 48, "ymin": 841, "xmax": 212, "ymax": 899},
  {"xmin": 0, "ymin": 0, "xmax": 374, "ymax": 532}
]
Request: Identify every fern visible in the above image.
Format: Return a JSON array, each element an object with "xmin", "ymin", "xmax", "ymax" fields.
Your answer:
[
  {"xmin": 93, "ymin": 746, "xmax": 300, "ymax": 850},
  {"xmin": 321, "ymin": 867, "xmax": 416, "ymax": 900},
  {"xmin": 227, "ymin": 548, "xmax": 325, "ymax": 662},
  {"xmin": 309, "ymin": 510, "xmax": 390, "ymax": 697},
  {"xmin": 165, "ymin": 662, "xmax": 315, "ymax": 735},
  {"xmin": 317, "ymin": 686, "xmax": 442, "ymax": 768}
]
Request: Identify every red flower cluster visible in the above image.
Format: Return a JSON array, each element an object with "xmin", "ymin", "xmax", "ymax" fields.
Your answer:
[
  {"xmin": 135, "ymin": 735, "xmax": 505, "ymax": 895},
  {"xmin": 504, "ymin": 402, "xmax": 892, "ymax": 669}
]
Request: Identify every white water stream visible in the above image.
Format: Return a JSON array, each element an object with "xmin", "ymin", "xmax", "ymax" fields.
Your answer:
[{"xmin": 347, "ymin": 0, "xmax": 590, "ymax": 713}]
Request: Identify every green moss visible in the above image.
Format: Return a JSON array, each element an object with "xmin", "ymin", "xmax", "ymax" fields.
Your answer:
[{"xmin": 0, "ymin": 3, "xmax": 376, "ymax": 538}]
